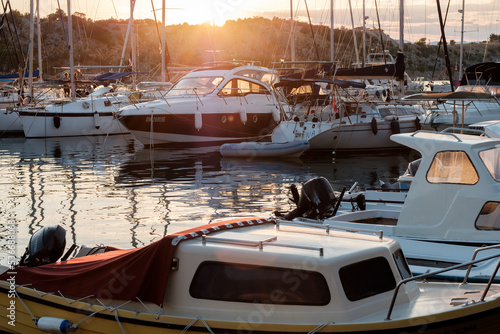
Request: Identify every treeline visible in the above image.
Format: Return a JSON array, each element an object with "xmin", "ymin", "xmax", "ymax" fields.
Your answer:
[{"xmin": 1, "ymin": 9, "xmax": 498, "ymax": 82}]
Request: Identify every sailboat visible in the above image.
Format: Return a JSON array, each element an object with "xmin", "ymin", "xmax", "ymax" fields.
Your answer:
[{"xmin": 270, "ymin": 0, "xmax": 425, "ymax": 152}]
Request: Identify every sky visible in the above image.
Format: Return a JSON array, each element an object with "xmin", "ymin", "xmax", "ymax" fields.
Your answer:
[{"xmin": 11, "ymin": 0, "xmax": 500, "ymax": 44}]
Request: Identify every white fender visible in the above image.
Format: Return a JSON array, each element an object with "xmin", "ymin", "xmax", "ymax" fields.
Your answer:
[
  {"xmin": 272, "ymin": 106, "xmax": 280, "ymax": 122},
  {"xmin": 238, "ymin": 105, "xmax": 247, "ymax": 124},
  {"xmin": 36, "ymin": 316, "xmax": 73, "ymax": 333},
  {"xmin": 195, "ymin": 111, "xmax": 202, "ymax": 130},
  {"xmin": 94, "ymin": 112, "xmax": 101, "ymax": 129}
]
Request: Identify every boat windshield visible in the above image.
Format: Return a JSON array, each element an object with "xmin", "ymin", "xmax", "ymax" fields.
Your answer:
[
  {"xmin": 427, "ymin": 151, "xmax": 478, "ymax": 185},
  {"xmin": 480, "ymin": 147, "xmax": 500, "ymax": 181},
  {"xmin": 167, "ymin": 76, "xmax": 223, "ymax": 96}
]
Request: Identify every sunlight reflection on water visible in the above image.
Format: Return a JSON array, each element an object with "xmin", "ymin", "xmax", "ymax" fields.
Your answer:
[{"xmin": 0, "ymin": 135, "xmax": 414, "ymax": 265}]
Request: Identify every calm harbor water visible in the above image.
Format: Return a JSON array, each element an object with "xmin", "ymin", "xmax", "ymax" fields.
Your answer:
[{"xmin": 0, "ymin": 134, "xmax": 415, "ymax": 266}]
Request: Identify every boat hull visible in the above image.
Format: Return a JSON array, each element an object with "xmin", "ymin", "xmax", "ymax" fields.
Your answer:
[
  {"xmin": 119, "ymin": 112, "xmax": 277, "ymax": 145},
  {"xmin": 0, "ymin": 108, "xmax": 23, "ymax": 134},
  {"xmin": 272, "ymin": 117, "xmax": 419, "ymax": 151},
  {"xmin": 2, "ymin": 282, "xmax": 500, "ymax": 334},
  {"xmin": 19, "ymin": 111, "xmax": 128, "ymax": 138}
]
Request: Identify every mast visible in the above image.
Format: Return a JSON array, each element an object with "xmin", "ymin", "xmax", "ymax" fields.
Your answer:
[
  {"xmin": 29, "ymin": 0, "xmax": 34, "ymax": 97},
  {"xmin": 436, "ymin": 0, "xmax": 455, "ymax": 92},
  {"xmin": 161, "ymin": 0, "xmax": 166, "ymax": 82},
  {"xmin": 36, "ymin": 0, "xmax": 43, "ymax": 82},
  {"xmin": 362, "ymin": 0, "xmax": 366, "ymax": 67},
  {"xmin": 458, "ymin": 0, "xmax": 465, "ymax": 81},
  {"xmin": 330, "ymin": 0, "xmax": 334, "ymax": 62},
  {"xmin": 348, "ymin": 0, "xmax": 360, "ymax": 65},
  {"xmin": 290, "ymin": 0, "xmax": 295, "ymax": 61},
  {"xmin": 131, "ymin": 0, "xmax": 137, "ymax": 89},
  {"xmin": 399, "ymin": 0, "xmax": 404, "ymax": 97},
  {"xmin": 67, "ymin": 0, "xmax": 75, "ymax": 97}
]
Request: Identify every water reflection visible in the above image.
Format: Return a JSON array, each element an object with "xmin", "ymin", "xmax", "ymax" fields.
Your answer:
[{"xmin": 0, "ymin": 136, "xmax": 414, "ymax": 266}]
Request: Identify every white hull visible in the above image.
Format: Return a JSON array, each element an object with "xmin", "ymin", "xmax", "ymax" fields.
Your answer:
[
  {"xmin": 0, "ymin": 108, "xmax": 23, "ymax": 133},
  {"xmin": 20, "ymin": 112, "xmax": 129, "ymax": 138},
  {"xmin": 273, "ymin": 117, "xmax": 419, "ymax": 151}
]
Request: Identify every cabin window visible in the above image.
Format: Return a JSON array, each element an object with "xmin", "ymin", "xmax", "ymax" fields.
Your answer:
[
  {"xmin": 189, "ymin": 261, "xmax": 331, "ymax": 305},
  {"xmin": 339, "ymin": 257, "xmax": 396, "ymax": 301},
  {"xmin": 475, "ymin": 201, "xmax": 500, "ymax": 230},
  {"xmin": 426, "ymin": 151, "xmax": 478, "ymax": 185},
  {"xmin": 220, "ymin": 79, "xmax": 268, "ymax": 96},
  {"xmin": 168, "ymin": 76, "xmax": 223, "ymax": 96},
  {"xmin": 479, "ymin": 148, "xmax": 500, "ymax": 181},
  {"xmin": 393, "ymin": 249, "xmax": 412, "ymax": 279}
]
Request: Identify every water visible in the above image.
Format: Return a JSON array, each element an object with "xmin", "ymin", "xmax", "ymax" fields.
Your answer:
[{"xmin": 0, "ymin": 134, "xmax": 416, "ymax": 266}]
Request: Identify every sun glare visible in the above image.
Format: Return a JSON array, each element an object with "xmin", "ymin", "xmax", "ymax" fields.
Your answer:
[{"xmin": 145, "ymin": 0, "xmax": 242, "ymax": 26}]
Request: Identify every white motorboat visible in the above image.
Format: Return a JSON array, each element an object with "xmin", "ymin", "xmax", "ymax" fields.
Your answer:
[
  {"xmin": 118, "ymin": 61, "xmax": 282, "ymax": 146},
  {"xmin": 4, "ymin": 218, "xmax": 500, "ymax": 333},
  {"xmin": 281, "ymin": 130, "xmax": 500, "ymax": 282},
  {"xmin": 17, "ymin": 86, "xmax": 130, "ymax": 138},
  {"xmin": 413, "ymin": 62, "xmax": 500, "ymax": 131}
]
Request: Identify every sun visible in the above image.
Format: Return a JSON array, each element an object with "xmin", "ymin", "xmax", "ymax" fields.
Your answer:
[{"xmin": 159, "ymin": 0, "xmax": 241, "ymax": 26}]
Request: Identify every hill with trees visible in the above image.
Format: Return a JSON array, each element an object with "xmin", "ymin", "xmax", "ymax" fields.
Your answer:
[{"xmin": 1, "ymin": 9, "xmax": 499, "ymax": 83}]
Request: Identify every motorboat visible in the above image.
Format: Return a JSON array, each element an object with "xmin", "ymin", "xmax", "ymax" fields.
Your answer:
[
  {"xmin": 219, "ymin": 140, "xmax": 309, "ymax": 158},
  {"xmin": 17, "ymin": 86, "xmax": 130, "ymax": 138},
  {"xmin": 412, "ymin": 62, "xmax": 500, "ymax": 131},
  {"xmin": 3, "ymin": 217, "xmax": 500, "ymax": 333},
  {"xmin": 271, "ymin": 77, "xmax": 424, "ymax": 152},
  {"xmin": 281, "ymin": 130, "xmax": 500, "ymax": 282},
  {"xmin": 118, "ymin": 61, "xmax": 282, "ymax": 146}
]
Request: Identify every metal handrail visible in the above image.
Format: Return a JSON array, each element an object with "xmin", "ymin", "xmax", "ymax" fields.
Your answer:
[
  {"xmin": 442, "ymin": 127, "xmax": 491, "ymax": 137},
  {"xmin": 276, "ymin": 219, "xmax": 383, "ymax": 240},
  {"xmin": 201, "ymin": 234, "xmax": 324, "ymax": 256},
  {"xmin": 410, "ymin": 130, "xmax": 463, "ymax": 142},
  {"xmin": 462, "ymin": 244, "xmax": 500, "ymax": 283},
  {"xmin": 385, "ymin": 252, "xmax": 500, "ymax": 320}
]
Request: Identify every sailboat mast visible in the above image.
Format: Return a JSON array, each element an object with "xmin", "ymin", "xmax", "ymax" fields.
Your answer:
[
  {"xmin": 67, "ymin": 0, "xmax": 75, "ymax": 97},
  {"xmin": 290, "ymin": 0, "xmax": 295, "ymax": 61},
  {"xmin": 458, "ymin": 0, "xmax": 465, "ymax": 80},
  {"xmin": 29, "ymin": 0, "xmax": 34, "ymax": 97},
  {"xmin": 36, "ymin": 0, "xmax": 43, "ymax": 82},
  {"xmin": 436, "ymin": 0, "xmax": 455, "ymax": 92},
  {"xmin": 161, "ymin": 0, "xmax": 166, "ymax": 82},
  {"xmin": 348, "ymin": 0, "xmax": 360, "ymax": 65},
  {"xmin": 330, "ymin": 0, "xmax": 334, "ymax": 62}
]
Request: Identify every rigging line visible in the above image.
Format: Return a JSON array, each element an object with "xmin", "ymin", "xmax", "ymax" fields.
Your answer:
[
  {"xmin": 56, "ymin": 0, "xmax": 68, "ymax": 47},
  {"xmin": 304, "ymin": 0, "xmax": 321, "ymax": 60},
  {"xmin": 431, "ymin": 0, "xmax": 451, "ymax": 80}
]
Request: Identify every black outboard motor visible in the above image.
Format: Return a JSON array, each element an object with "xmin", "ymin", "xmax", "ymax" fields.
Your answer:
[
  {"xmin": 283, "ymin": 177, "xmax": 337, "ymax": 220},
  {"xmin": 18, "ymin": 225, "xmax": 66, "ymax": 267}
]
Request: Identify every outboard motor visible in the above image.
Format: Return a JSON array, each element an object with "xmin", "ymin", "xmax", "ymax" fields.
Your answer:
[
  {"xmin": 18, "ymin": 225, "xmax": 66, "ymax": 267},
  {"xmin": 283, "ymin": 177, "xmax": 338, "ymax": 221}
]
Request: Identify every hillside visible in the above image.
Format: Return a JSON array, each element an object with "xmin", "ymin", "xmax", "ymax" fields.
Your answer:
[{"xmin": 1, "ymin": 9, "xmax": 499, "ymax": 83}]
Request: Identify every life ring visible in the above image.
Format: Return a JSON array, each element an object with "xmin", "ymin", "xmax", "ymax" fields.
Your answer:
[
  {"xmin": 371, "ymin": 117, "xmax": 378, "ymax": 135},
  {"xmin": 53, "ymin": 115, "xmax": 61, "ymax": 129}
]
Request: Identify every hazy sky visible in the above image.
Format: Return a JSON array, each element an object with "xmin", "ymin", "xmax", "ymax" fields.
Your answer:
[{"xmin": 12, "ymin": 0, "xmax": 500, "ymax": 43}]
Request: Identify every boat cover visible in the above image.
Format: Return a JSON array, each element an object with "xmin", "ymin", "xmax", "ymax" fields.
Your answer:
[{"xmin": 0, "ymin": 218, "xmax": 273, "ymax": 305}]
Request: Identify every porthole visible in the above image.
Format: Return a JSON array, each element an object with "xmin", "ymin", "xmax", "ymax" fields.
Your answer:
[
  {"xmin": 221, "ymin": 115, "xmax": 227, "ymax": 123},
  {"xmin": 253, "ymin": 115, "xmax": 258, "ymax": 123}
]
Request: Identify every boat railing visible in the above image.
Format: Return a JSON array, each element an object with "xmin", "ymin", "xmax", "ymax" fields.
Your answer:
[
  {"xmin": 463, "ymin": 244, "xmax": 500, "ymax": 283},
  {"xmin": 275, "ymin": 218, "xmax": 384, "ymax": 240},
  {"xmin": 201, "ymin": 234, "xmax": 325, "ymax": 256},
  {"xmin": 386, "ymin": 252, "xmax": 500, "ymax": 320},
  {"xmin": 410, "ymin": 130, "xmax": 464, "ymax": 142},
  {"xmin": 441, "ymin": 127, "xmax": 491, "ymax": 137}
]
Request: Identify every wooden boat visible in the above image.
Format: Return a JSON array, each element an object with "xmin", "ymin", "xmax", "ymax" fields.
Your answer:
[
  {"xmin": 219, "ymin": 140, "xmax": 309, "ymax": 158},
  {"xmin": 3, "ymin": 217, "xmax": 500, "ymax": 333}
]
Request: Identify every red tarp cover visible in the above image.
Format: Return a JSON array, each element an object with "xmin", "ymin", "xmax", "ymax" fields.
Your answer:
[{"xmin": 1, "ymin": 218, "xmax": 272, "ymax": 305}]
